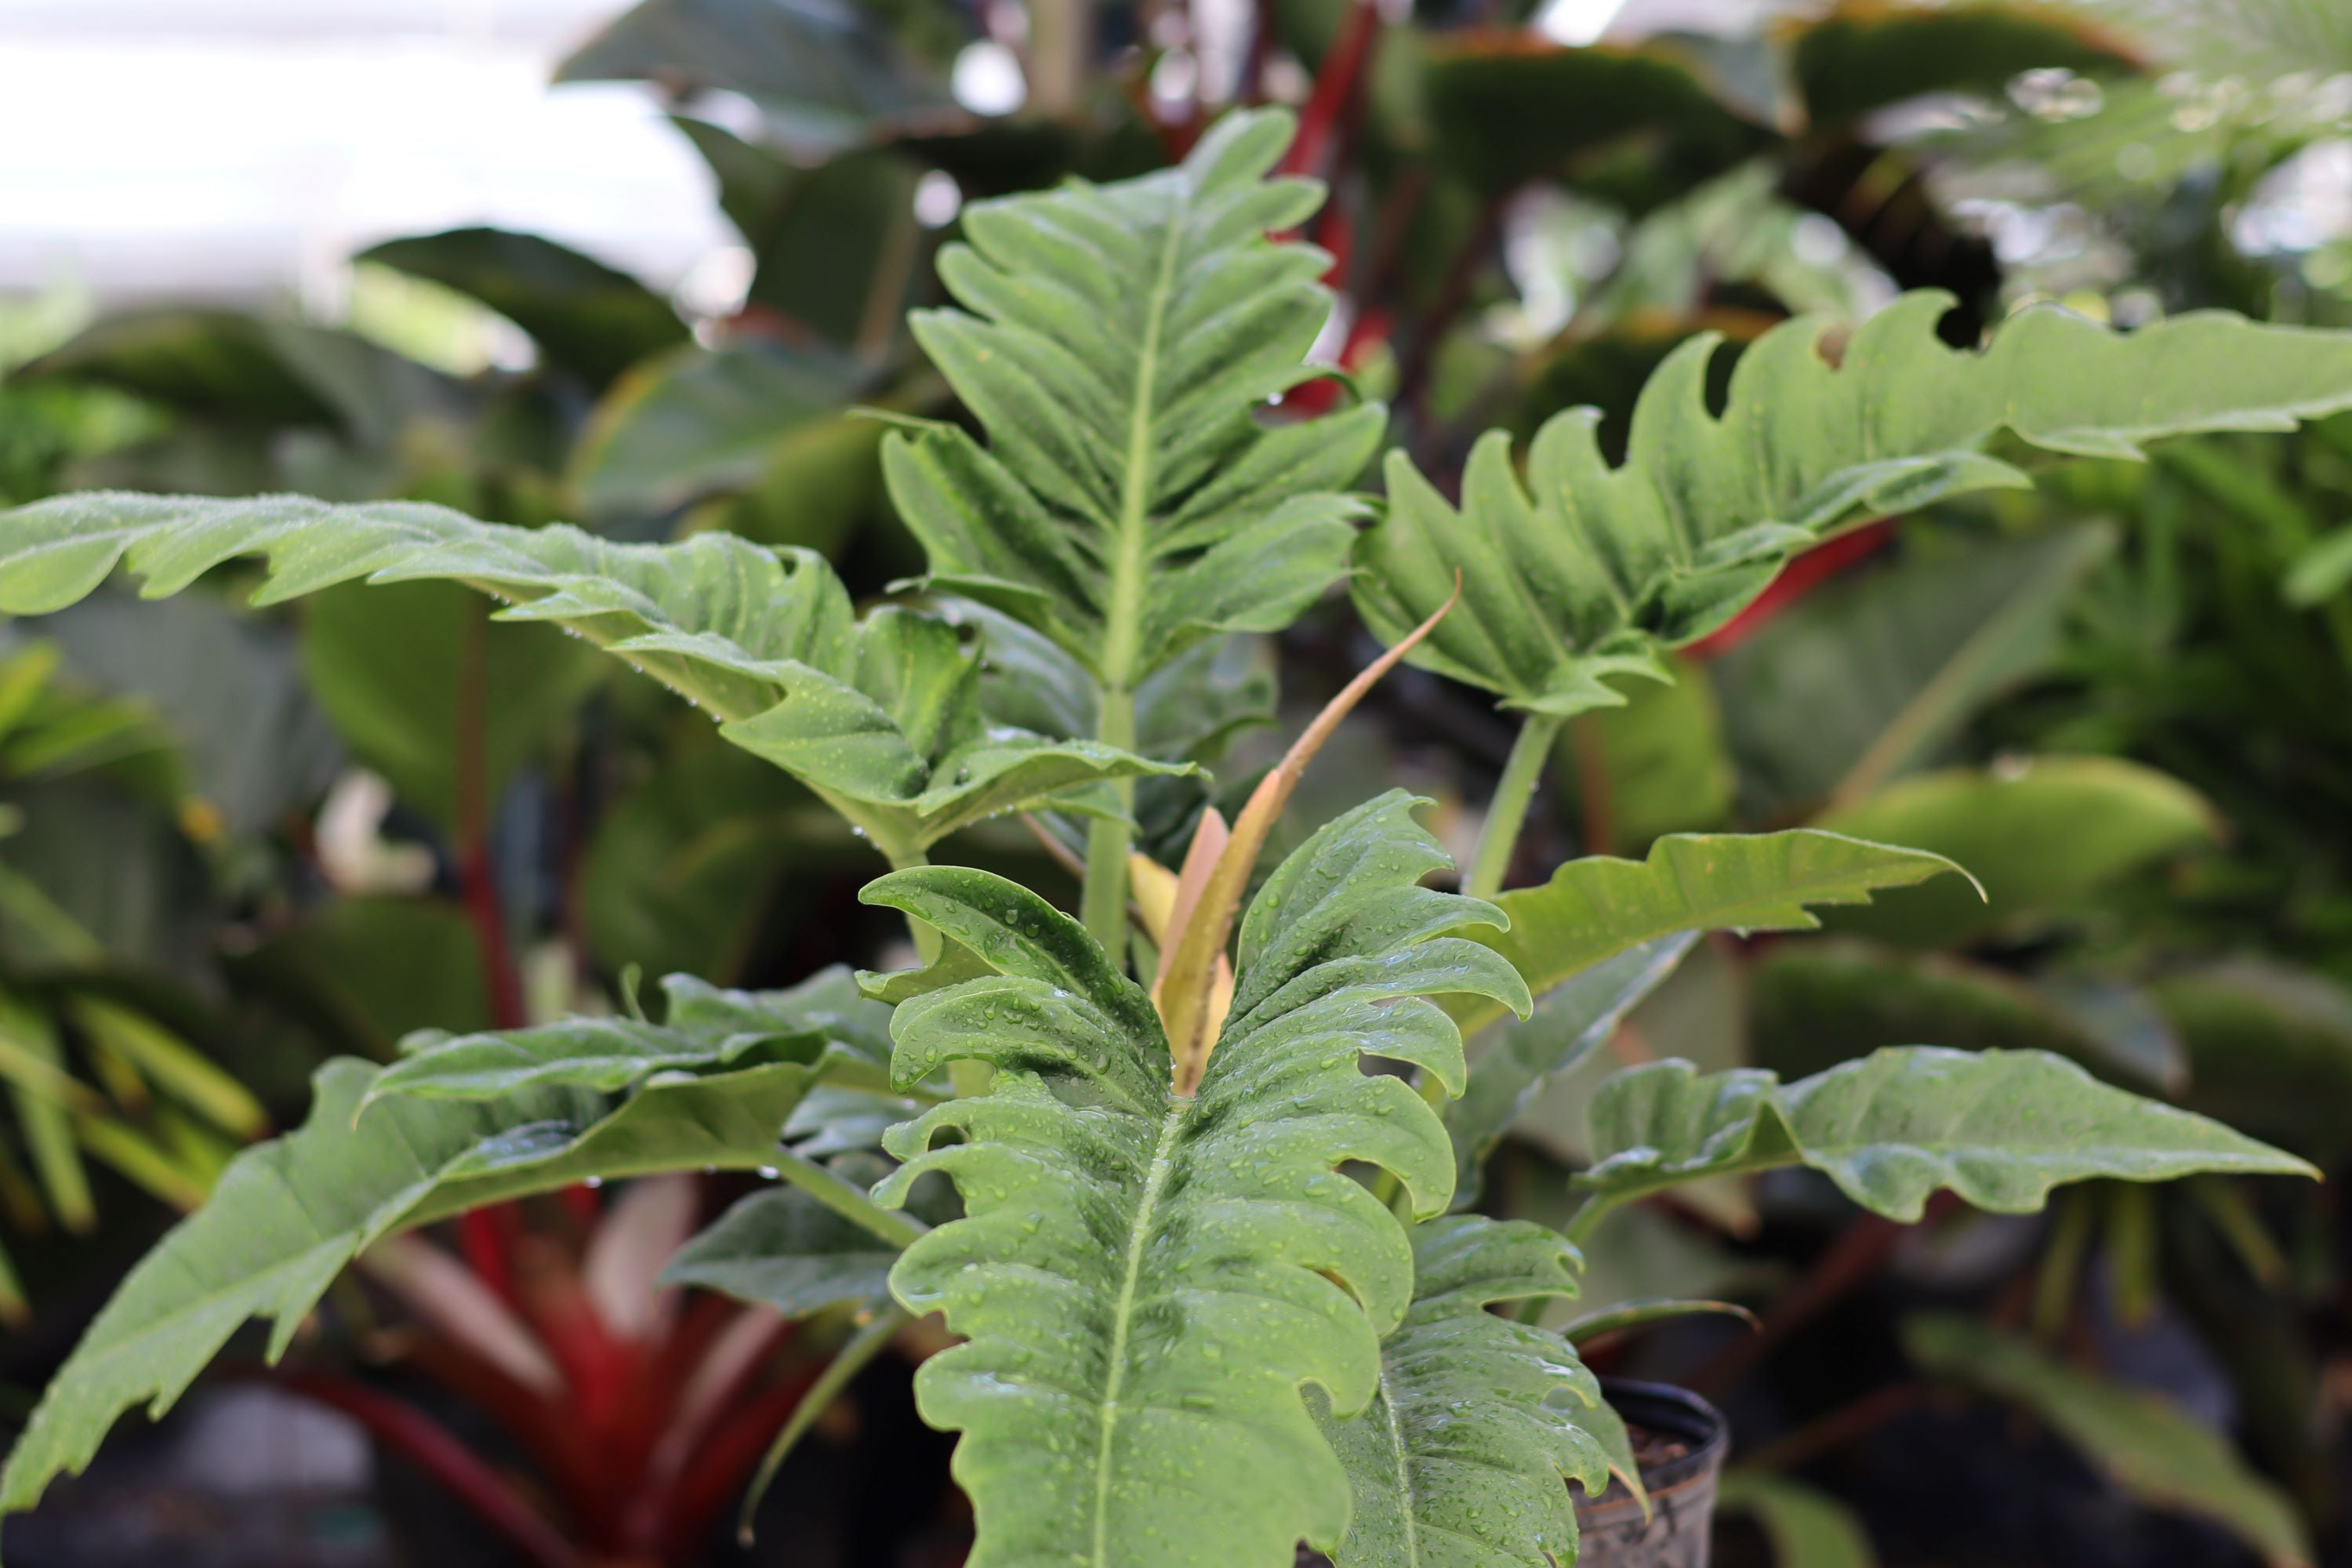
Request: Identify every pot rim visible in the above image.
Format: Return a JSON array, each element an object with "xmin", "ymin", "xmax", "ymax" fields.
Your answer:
[{"xmin": 1577, "ymin": 1377, "xmax": 1730, "ymax": 1514}]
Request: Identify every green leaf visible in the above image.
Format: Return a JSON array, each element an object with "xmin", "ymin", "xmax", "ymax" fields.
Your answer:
[
  {"xmin": 0, "ymin": 495, "xmax": 1179, "ymax": 855},
  {"xmin": 2155, "ymin": 959, "xmax": 2352, "ymax": 1164},
  {"xmin": 1751, "ymin": 938, "xmax": 2186, "ymax": 1094},
  {"xmin": 1810, "ymin": 757, "xmax": 2218, "ymax": 949},
  {"xmin": 569, "ymin": 341, "xmax": 865, "ymax": 521},
  {"xmin": 1716, "ymin": 1473, "xmax": 1877, "ymax": 1568},
  {"xmin": 1356, "ymin": 293, "xmax": 2352, "ymax": 713},
  {"xmin": 1566, "ymin": 650, "xmax": 1735, "ymax": 848},
  {"xmin": 2284, "ymin": 524, "xmax": 2352, "ymax": 606},
  {"xmin": 1451, "ymin": 829, "xmax": 1972, "ymax": 1038},
  {"xmin": 858, "ymin": 791, "xmax": 1530, "ymax": 1566},
  {"xmin": 358, "ymin": 227, "xmax": 688, "ymax": 390},
  {"xmin": 579, "ymin": 739, "xmax": 855, "ymax": 984},
  {"xmin": 1317, "ymin": 1216, "xmax": 1610, "ymax": 1568},
  {"xmin": 0, "ymin": 993, "xmax": 91, "ymax": 1232},
  {"xmin": 299, "ymin": 578, "xmax": 603, "ymax": 833},
  {"xmin": 370, "ymin": 967, "xmax": 892, "ymax": 1103},
  {"xmin": 0, "ymin": 1047, "xmax": 825, "ymax": 1525},
  {"xmin": 1712, "ymin": 522, "xmax": 2117, "ymax": 813},
  {"xmin": 1563, "ymin": 1297, "xmax": 1758, "ymax": 1346},
  {"xmin": 1575, "ymin": 1047, "xmax": 2313, "ymax": 1230},
  {"xmin": 231, "ymin": 895, "xmax": 492, "ymax": 1055},
  {"xmin": 882, "ymin": 107, "xmax": 1384, "ymax": 692},
  {"xmin": 1904, "ymin": 1315, "xmax": 2314, "ymax": 1567},
  {"xmin": 1446, "ymin": 932, "xmax": 1697, "ymax": 1203},
  {"xmin": 661, "ymin": 1184, "xmax": 898, "ymax": 1317},
  {"xmin": 555, "ymin": 0, "xmax": 951, "ymax": 154},
  {"xmin": 1790, "ymin": 2, "xmax": 2136, "ymax": 127}
]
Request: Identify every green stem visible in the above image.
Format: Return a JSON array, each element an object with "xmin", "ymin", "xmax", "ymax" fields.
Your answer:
[
  {"xmin": 767, "ymin": 1146, "xmax": 929, "ymax": 1249},
  {"xmin": 1561, "ymin": 1192, "xmax": 1617, "ymax": 1250},
  {"xmin": 1080, "ymin": 684, "xmax": 1138, "ymax": 954},
  {"xmin": 737, "ymin": 1305, "xmax": 911, "ymax": 1545},
  {"xmin": 1464, "ymin": 713, "xmax": 1564, "ymax": 901}
]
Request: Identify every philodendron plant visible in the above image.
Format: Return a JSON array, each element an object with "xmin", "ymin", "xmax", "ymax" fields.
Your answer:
[{"xmin": 2, "ymin": 109, "xmax": 2349, "ymax": 1567}]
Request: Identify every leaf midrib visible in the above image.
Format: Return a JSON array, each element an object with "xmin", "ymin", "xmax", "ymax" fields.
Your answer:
[
  {"xmin": 1098, "ymin": 187, "xmax": 1189, "ymax": 692},
  {"xmin": 1091, "ymin": 1098, "xmax": 1188, "ymax": 1567}
]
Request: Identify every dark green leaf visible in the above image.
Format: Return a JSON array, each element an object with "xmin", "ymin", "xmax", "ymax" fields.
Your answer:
[
  {"xmin": 358, "ymin": 227, "xmax": 687, "ymax": 390},
  {"xmin": 662, "ymin": 1183, "xmax": 897, "ymax": 1316}
]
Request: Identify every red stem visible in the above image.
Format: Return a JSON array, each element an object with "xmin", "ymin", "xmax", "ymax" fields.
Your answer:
[
  {"xmin": 279, "ymin": 1370, "xmax": 582, "ymax": 1568},
  {"xmin": 1280, "ymin": 0, "xmax": 1381, "ymax": 180}
]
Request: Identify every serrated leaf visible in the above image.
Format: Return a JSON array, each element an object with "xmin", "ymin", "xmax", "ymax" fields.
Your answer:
[
  {"xmin": 0, "ymin": 1047, "xmax": 826, "ymax": 1526},
  {"xmin": 1450, "ymin": 829, "xmax": 1971, "ymax": 1038},
  {"xmin": 661, "ymin": 1184, "xmax": 897, "ymax": 1318},
  {"xmin": 0, "ymin": 495, "xmax": 1180, "ymax": 855},
  {"xmin": 1356, "ymin": 293, "xmax": 2352, "ymax": 713},
  {"xmin": 1576, "ymin": 1047, "xmax": 2313, "ymax": 1227},
  {"xmin": 883, "ymin": 108, "xmax": 1384, "ymax": 691},
  {"xmin": 1904, "ymin": 1315, "xmax": 2313, "ymax": 1567},
  {"xmin": 858, "ymin": 792, "xmax": 1530, "ymax": 1567},
  {"xmin": 1810, "ymin": 757, "xmax": 2218, "ymax": 949},
  {"xmin": 1318, "ymin": 1216, "xmax": 1610, "ymax": 1568},
  {"xmin": 1446, "ymin": 933, "xmax": 1697, "ymax": 1204}
]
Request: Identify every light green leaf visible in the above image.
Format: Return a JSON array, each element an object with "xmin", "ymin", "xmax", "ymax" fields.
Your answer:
[
  {"xmin": 1356, "ymin": 293, "xmax": 2352, "ymax": 713},
  {"xmin": 859, "ymin": 792, "xmax": 1529, "ymax": 1567},
  {"xmin": 1716, "ymin": 1473, "xmax": 1877, "ymax": 1568},
  {"xmin": 1575, "ymin": 1048, "xmax": 2314, "ymax": 1232},
  {"xmin": 1904, "ymin": 1315, "xmax": 2314, "ymax": 1567},
  {"xmin": 1446, "ymin": 933, "xmax": 1697, "ymax": 1203},
  {"xmin": 0, "ymin": 495, "xmax": 1179, "ymax": 855},
  {"xmin": 883, "ymin": 108, "xmax": 1383, "ymax": 692},
  {"xmin": 1451, "ymin": 829, "xmax": 1972, "ymax": 1038},
  {"xmin": 2284, "ymin": 524, "xmax": 2352, "ymax": 606},
  {"xmin": 1811, "ymin": 757, "xmax": 2219, "ymax": 949},
  {"xmin": 661, "ymin": 1184, "xmax": 898, "ymax": 1318},
  {"xmin": 1319, "ymin": 1216, "xmax": 1610, "ymax": 1568},
  {"xmin": 370, "ymin": 967, "xmax": 891, "ymax": 1103},
  {"xmin": 0, "ymin": 1048, "xmax": 823, "ymax": 1526}
]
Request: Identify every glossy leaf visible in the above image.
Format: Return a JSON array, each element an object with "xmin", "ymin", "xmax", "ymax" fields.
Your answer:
[
  {"xmin": 883, "ymin": 108, "xmax": 1385, "ymax": 691},
  {"xmin": 1791, "ymin": 1, "xmax": 2137, "ymax": 127},
  {"xmin": 1904, "ymin": 1315, "xmax": 2313, "ymax": 1566},
  {"xmin": 1446, "ymin": 932, "xmax": 1697, "ymax": 1203},
  {"xmin": 1318, "ymin": 1216, "xmax": 1610, "ymax": 1568},
  {"xmin": 358, "ymin": 227, "xmax": 688, "ymax": 389},
  {"xmin": 1576, "ymin": 1047, "xmax": 2313, "ymax": 1227},
  {"xmin": 662, "ymin": 1184, "xmax": 898, "ymax": 1318},
  {"xmin": 858, "ymin": 791, "xmax": 1530, "ymax": 1566},
  {"xmin": 0, "ymin": 1047, "xmax": 829, "ymax": 1526},
  {"xmin": 1451, "ymin": 829, "xmax": 1971, "ymax": 1038},
  {"xmin": 0, "ymin": 495, "xmax": 1178, "ymax": 855},
  {"xmin": 1356, "ymin": 293, "xmax": 2352, "ymax": 714},
  {"xmin": 1811, "ymin": 757, "xmax": 2217, "ymax": 949}
]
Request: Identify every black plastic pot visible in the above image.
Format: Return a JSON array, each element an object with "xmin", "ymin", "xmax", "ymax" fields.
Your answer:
[{"xmin": 1573, "ymin": 1379, "xmax": 1730, "ymax": 1568}]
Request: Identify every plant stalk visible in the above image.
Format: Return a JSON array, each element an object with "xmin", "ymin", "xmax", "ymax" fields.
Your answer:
[
  {"xmin": 736, "ymin": 1307, "xmax": 912, "ymax": 1544},
  {"xmin": 768, "ymin": 1147, "xmax": 929, "ymax": 1249},
  {"xmin": 1465, "ymin": 712, "xmax": 1563, "ymax": 900},
  {"xmin": 1080, "ymin": 684, "xmax": 1139, "ymax": 954}
]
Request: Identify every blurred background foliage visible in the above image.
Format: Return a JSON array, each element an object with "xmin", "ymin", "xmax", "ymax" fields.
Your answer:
[{"xmin": 4, "ymin": 0, "xmax": 2352, "ymax": 1563}]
